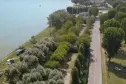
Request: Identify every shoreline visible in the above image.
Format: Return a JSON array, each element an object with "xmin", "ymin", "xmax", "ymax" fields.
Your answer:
[{"xmin": 0, "ymin": 26, "xmax": 53, "ymax": 63}]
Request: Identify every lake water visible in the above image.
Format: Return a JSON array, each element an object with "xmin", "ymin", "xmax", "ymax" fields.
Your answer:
[{"xmin": 0, "ymin": 0, "xmax": 72, "ymax": 59}]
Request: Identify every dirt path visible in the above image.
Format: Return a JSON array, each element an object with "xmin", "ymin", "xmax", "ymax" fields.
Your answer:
[
  {"xmin": 64, "ymin": 54, "xmax": 78, "ymax": 84},
  {"xmin": 88, "ymin": 20, "xmax": 102, "ymax": 84},
  {"xmin": 64, "ymin": 25, "xmax": 86, "ymax": 84}
]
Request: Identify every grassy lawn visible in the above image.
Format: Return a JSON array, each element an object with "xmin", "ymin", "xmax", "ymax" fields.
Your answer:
[
  {"xmin": 101, "ymin": 34, "xmax": 126, "ymax": 84},
  {"xmin": 0, "ymin": 27, "xmax": 55, "ymax": 84},
  {"xmin": 107, "ymin": 48, "xmax": 126, "ymax": 84},
  {"xmin": 101, "ymin": 34, "xmax": 108, "ymax": 84}
]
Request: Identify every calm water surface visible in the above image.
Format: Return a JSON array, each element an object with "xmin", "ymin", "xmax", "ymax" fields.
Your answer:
[{"xmin": 0, "ymin": 0, "xmax": 72, "ymax": 59}]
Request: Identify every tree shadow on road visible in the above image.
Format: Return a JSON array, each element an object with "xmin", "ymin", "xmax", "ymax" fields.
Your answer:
[
  {"xmin": 89, "ymin": 49, "xmax": 95, "ymax": 65},
  {"xmin": 107, "ymin": 62, "xmax": 126, "ymax": 79}
]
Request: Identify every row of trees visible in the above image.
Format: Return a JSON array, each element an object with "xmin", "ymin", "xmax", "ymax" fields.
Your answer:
[
  {"xmin": 67, "ymin": 7, "xmax": 88, "ymax": 14},
  {"xmin": 5, "ymin": 37, "xmax": 65, "ymax": 84},
  {"xmin": 44, "ymin": 15, "xmax": 83, "ymax": 68},
  {"xmin": 100, "ymin": 2, "xmax": 126, "ymax": 61},
  {"xmin": 71, "ymin": 16, "xmax": 94, "ymax": 84},
  {"xmin": 5, "ymin": 64, "xmax": 64, "ymax": 84},
  {"xmin": 20, "ymin": 37, "xmax": 57, "ymax": 64}
]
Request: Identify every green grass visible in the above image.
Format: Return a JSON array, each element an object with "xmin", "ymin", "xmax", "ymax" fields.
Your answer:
[
  {"xmin": 101, "ymin": 34, "xmax": 108, "ymax": 84},
  {"xmin": 0, "ymin": 27, "xmax": 55, "ymax": 84},
  {"xmin": 107, "ymin": 49, "xmax": 126, "ymax": 84}
]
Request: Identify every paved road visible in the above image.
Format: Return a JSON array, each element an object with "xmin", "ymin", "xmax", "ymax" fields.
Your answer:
[{"xmin": 88, "ymin": 20, "xmax": 102, "ymax": 84}]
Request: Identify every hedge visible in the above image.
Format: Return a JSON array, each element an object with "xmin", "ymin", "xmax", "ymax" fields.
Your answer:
[
  {"xmin": 59, "ymin": 33, "xmax": 77, "ymax": 43},
  {"xmin": 50, "ymin": 42, "xmax": 71, "ymax": 61},
  {"xmin": 44, "ymin": 61, "xmax": 60, "ymax": 68}
]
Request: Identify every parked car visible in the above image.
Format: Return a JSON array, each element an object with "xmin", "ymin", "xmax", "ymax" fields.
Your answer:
[
  {"xmin": 7, "ymin": 59, "xmax": 14, "ymax": 65},
  {"xmin": 16, "ymin": 49, "xmax": 25, "ymax": 56}
]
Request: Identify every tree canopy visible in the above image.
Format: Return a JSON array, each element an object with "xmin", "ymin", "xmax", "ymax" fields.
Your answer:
[
  {"xmin": 115, "ymin": 12, "xmax": 126, "ymax": 22},
  {"xmin": 89, "ymin": 7, "xmax": 99, "ymax": 16},
  {"xmin": 121, "ymin": 18, "xmax": 126, "ymax": 42},
  {"xmin": 100, "ymin": 13, "xmax": 108, "ymax": 25},
  {"xmin": 108, "ymin": 8, "xmax": 117, "ymax": 19},
  {"xmin": 48, "ymin": 10, "xmax": 70, "ymax": 29},
  {"xmin": 102, "ymin": 19, "xmax": 120, "ymax": 32},
  {"xmin": 103, "ymin": 27, "xmax": 124, "ymax": 61}
]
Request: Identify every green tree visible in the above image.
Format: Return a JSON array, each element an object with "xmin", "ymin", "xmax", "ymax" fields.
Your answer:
[
  {"xmin": 115, "ymin": 12, "xmax": 126, "ymax": 22},
  {"xmin": 119, "ymin": 7, "xmax": 126, "ymax": 13},
  {"xmin": 87, "ymin": 16, "xmax": 94, "ymax": 29},
  {"xmin": 48, "ymin": 10, "xmax": 70, "ymax": 29},
  {"xmin": 71, "ymin": 67, "xmax": 79, "ymax": 84},
  {"xmin": 103, "ymin": 27, "xmax": 124, "ymax": 62},
  {"xmin": 79, "ymin": 43, "xmax": 85, "ymax": 55},
  {"xmin": 100, "ymin": 13, "xmax": 108, "ymax": 25},
  {"xmin": 89, "ymin": 7, "xmax": 99, "ymax": 16},
  {"xmin": 113, "ymin": 1, "xmax": 122, "ymax": 8},
  {"xmin": 108, "ymin": 8, "xmax": 117, "ymax": 19},
  {"xmin": 102, "ymin": 19, "xmax": 120, "ymax": 32},
  {"xmin": 121, "ymin": 18, "xmax": 126, "ymax": 43}
]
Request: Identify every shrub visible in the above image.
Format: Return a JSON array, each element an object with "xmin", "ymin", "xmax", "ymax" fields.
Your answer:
[
  {"xmin": 50, "ymin": 42, "xmax": 70, "ymax": 61},
  {"xmin": 30, "ymin": 36, "xmax": 37, "ymax": 44},
  {"xmin": 56, "ymin": 79, "xmax": 64, "ymax": 84},
  {"xmin": 48, "ymin": 69, "xmax": 63, "ymax": 79},
  {"xmin": 22, "ymin": 72, "xmax": 43, "ymax": 84},
  {"xmin": 59, "ymin": 33, "xmax": 77, "ymax": 43},
  {"xmin": 44, "ymin": 61, "xmax": 60, "ymax": 68},
  {"xmin": 48, "ymin": 79, "xmax": 56, "ymax": 84},
  {"xmin": 23, "ymin": 55, "xmax": 39, "ymax": 69},
  {"xmin": 31, "ymin": 65, "xmax": 47, "ymax": 79},
  {"xmin": 17, "ymin": 62, "xmax": 29, "ymax": 75},
  {"xmin": 22, "ymin": 37, "xmax": 57, "ymax": 64},
  {"xmin": 76, "ymin": 34, "xmax": 90, "ymax": 49},
  {"xmin": 68, "ymin": 26, "xmax": 79, "ymax": 35},
  {"xmin": 5, "ymin": 65, "xmax": 20, "ymax": 84},
  {"xmin": 28, "ymin": 81, "xmax": 46, "ymax": 84}
]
